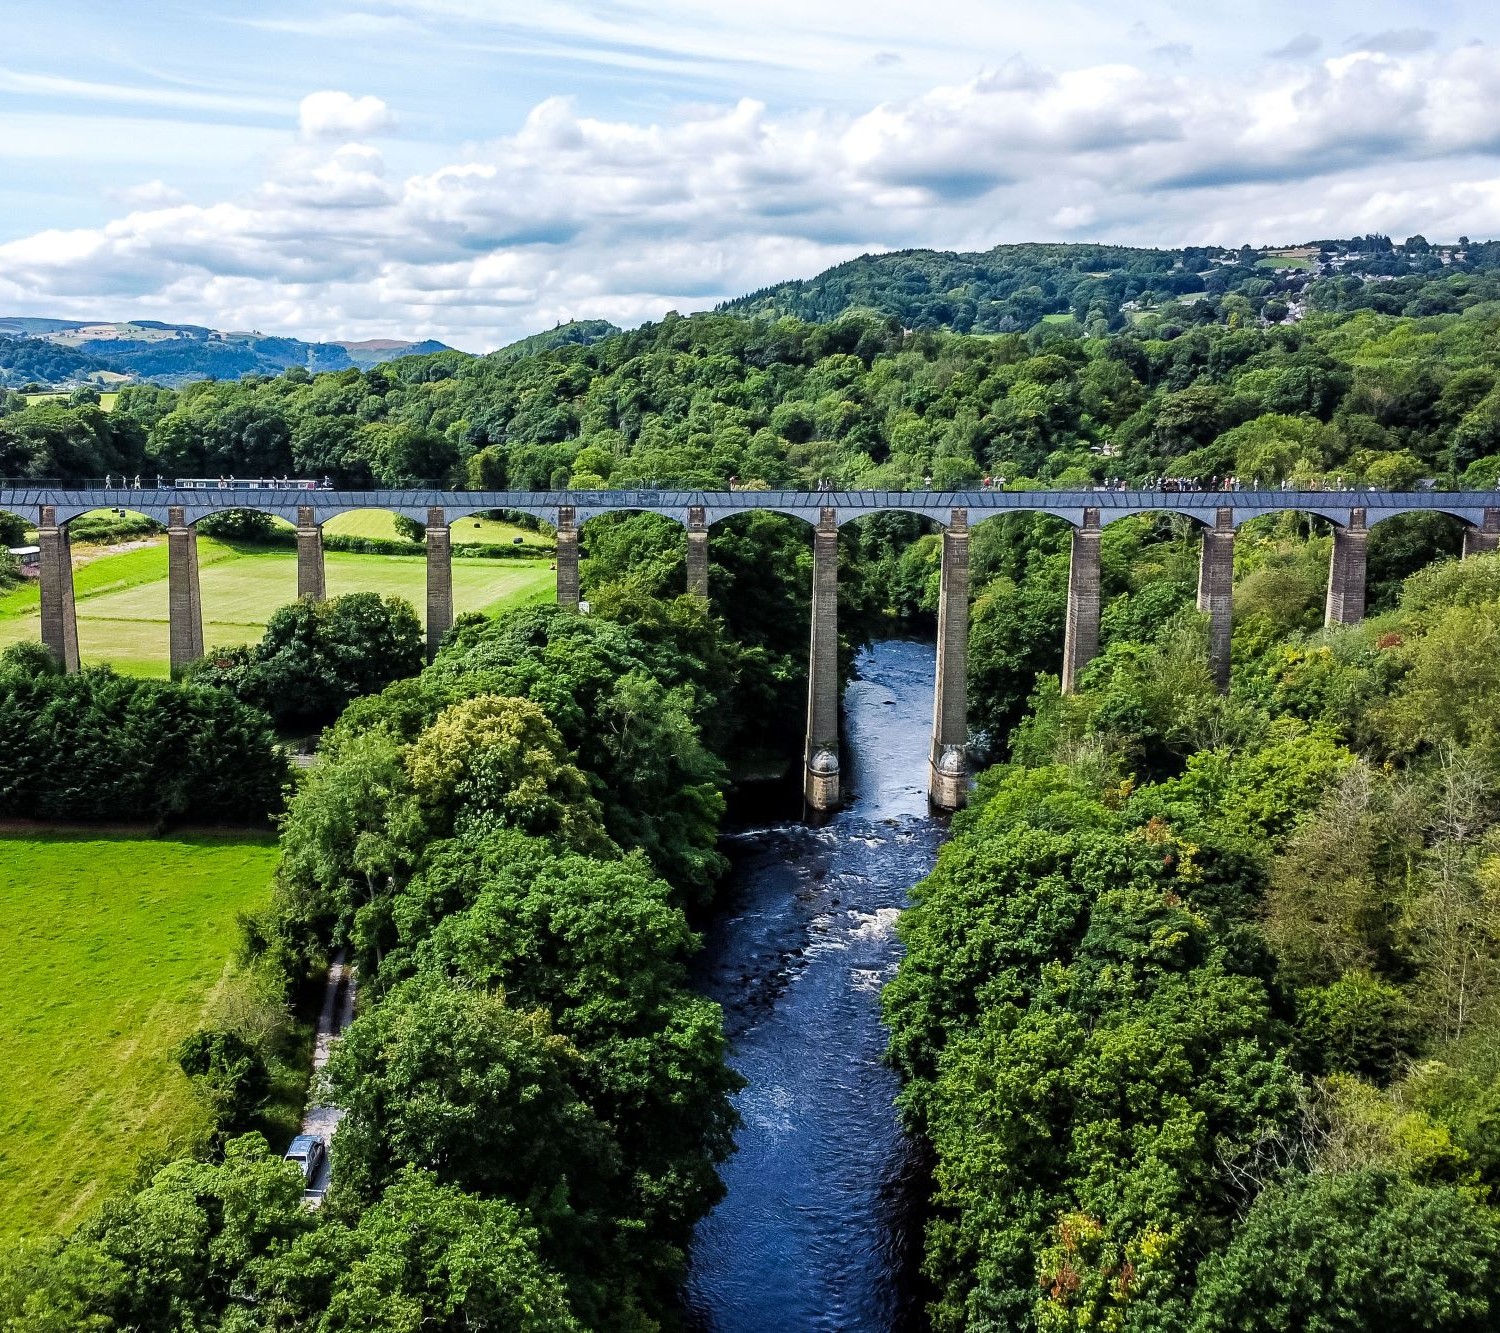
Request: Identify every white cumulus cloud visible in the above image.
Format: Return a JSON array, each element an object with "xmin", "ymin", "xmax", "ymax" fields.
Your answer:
[
  {"xmin": 5, "ymin": 45, "xmax": 1500, "ymax": 349},
  {"xmin": 298, "ymin": 90, "xmax": 396, "ymax": 140}
]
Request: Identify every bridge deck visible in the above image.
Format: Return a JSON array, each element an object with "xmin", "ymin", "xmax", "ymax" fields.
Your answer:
[{"xmin": 4, "ymin": 486, "xmax": 1498, "ymax": 530}]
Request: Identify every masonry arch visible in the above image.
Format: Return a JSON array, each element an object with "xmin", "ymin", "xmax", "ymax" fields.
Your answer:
[
  {"xmin": 447, "ymin": 499, "xmax": 558, "ymax": 528},
  {"xmin": 1235, "ymin": 508, "xmax": 1342, "ymax": 541},
  {"xmin": 319, "ymin": 505, "xmax": 426, "ymax": 547},
  {"xmin": 576, "ymin": 509, "xmax": 689, "ymax": 604},
  {"xmin": 840, "ymin": 509, "xmax": 950, "ymax": 634},
  {"xmin": 1360, "ymin": 511, "xmax": 1469, "ymax": 612},
  {"xmin": 966, "ymin": 507, "xmax": 1079, "ymax": 581},
  {"xmin": 1232, "ymin": 512, "xmax": 1344, "ymax": 645},
  {"xmin": 41, "ymin": 505, "xmax": 175, "ymax": 671},
  {"xmin": 1367, "ymin": 502, "xmax": 1494, "ymax": 530}
]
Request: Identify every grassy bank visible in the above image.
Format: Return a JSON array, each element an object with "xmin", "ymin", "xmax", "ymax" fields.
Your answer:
[
  {"xmin": 0, "ymin": 538, "xmax": 556, "ymax": 676},
  {"xmin": 0, "ymin": 832, "xmax": 280, "ymax": 1241}
]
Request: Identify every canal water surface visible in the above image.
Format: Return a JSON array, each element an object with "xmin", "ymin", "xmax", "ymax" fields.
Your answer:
[{"xmin": 686, "ymin": 639, "xmax": 947, "ymax": 1332}]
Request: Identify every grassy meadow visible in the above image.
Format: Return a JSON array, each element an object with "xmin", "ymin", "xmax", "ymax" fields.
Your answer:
[
  {"xmin": 324, "ymin": 508, "xmax": 553, "ymax": 547},
  {"xmin": 0, "ymin": 532, "xmax": 556, "ymax": 677},
  {"xmin": 20, "ymin": 392, "xmax": 121, "ymax": 410},
  {"xmin": 0, "ymin": 832, "xmax": 280, "ymax": 1240}
]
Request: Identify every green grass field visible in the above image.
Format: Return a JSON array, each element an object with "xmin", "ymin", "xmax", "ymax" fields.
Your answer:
[
  {"xmin": 20, "ymin": 392, "xmax": 120, "ymax": 410},
  {"xmin": 1257, "ymin": 255, "xmax": 1313, "ymax": 270},
  {"xmin": 323, "ymin": 509, "xmax": 551, "ymax": 546},
  {"xmin": 0, "ymin": 538, "xmax": 556, "ymax": 676},
  {"xmin": 0, "ymin": 832, "xmax": 280, "ymax": 1240}
]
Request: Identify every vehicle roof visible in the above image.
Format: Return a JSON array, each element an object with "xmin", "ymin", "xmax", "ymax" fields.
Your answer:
[{"xmin": 286, "ymin": 1134, "xmax": 320, "ymax": 1153}]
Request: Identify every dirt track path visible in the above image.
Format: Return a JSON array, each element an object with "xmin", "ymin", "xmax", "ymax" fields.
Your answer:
[{"xmin": 298, "ymin": 951, "xmax": 355, "ymax": 1197}]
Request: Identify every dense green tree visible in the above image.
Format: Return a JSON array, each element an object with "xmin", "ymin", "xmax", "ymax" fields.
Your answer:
[
  {"xmin": 382, "ymin": 829, "xmax": 739, "ymax": 1300},
  {"xmin": 174, "ymin": 1028, "xmax": 272, "ymax": 1134},
  {"xmin": 0, "ymin": 662, "xmax": 285, "ymax": 823},
  {"xmin": 190, "ymin": 592, "xmax": 425, "ymax": 730},
  {"xmin": 1190, "ymin": 1171, "xmax": 1500, "ymax": 1332},
  {"xmin": 423, "ymin": 608, "xmax": 726, "ymax": 894},
  {"xmin": 0, "ymin": 1136, "xmax": 312, "ymax": 1333},
  {"xmin": 310, "ymin": 1170, "xmax": 582, "ymax": 1333},
  {"xmin": 406, "ymin": 694, "xmax": 610, "ymax": 850}
]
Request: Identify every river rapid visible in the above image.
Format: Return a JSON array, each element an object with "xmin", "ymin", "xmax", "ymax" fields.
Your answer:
[{"xmin": 685, "ymin": 639, "xmax": 948, "ymax": 1332}]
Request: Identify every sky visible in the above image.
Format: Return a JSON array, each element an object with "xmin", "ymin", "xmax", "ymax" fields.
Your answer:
[{"xmin": 4, "ymin": 0, "xmax": 1500, "ymax": 350}]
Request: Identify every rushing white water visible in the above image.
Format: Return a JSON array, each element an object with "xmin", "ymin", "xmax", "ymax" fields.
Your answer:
[{"xmin": 686, "ymin": 640, "xmax": 947, "ymax": 1332}]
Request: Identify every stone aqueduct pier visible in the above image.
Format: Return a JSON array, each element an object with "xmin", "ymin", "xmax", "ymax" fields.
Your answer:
[{"xmin": 10, "ymin": 485, "xmax": 1500, "ymax": 812}]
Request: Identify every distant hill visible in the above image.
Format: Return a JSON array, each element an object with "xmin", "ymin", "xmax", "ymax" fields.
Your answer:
[
  {"xmin": 0, "ymin": 319, "xmax": 457, "ymax": 389},
  {"xmin": 717, "ymin": 236, "xmax": 1498, "ymax": 335},
  {"xmin": 335, "ymin": 338, "xmax": 453, "ymax": 369},
  {"xmin": 488, "ymin": 320, "xmax": 623, "ymax": 364},
  {"xmin": 720, "ymin": 243, "xmax": 1208, "ymax": 333},
  {"xmin": 8, "ymin": 233, "xmax": 1499, "ymax": 391}
]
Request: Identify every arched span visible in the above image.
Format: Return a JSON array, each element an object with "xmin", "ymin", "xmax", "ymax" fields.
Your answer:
[
  {"xmin": 311, "ymin": 506, "xmax": 424, "ymax": 540},
  {"xmin": 1366, "ymin": 504, "xmax": 1494, "ymax": 532},
  {"xmin": 574, "ymin": 506, "xmax": 686, "ymax": 532},
  {"xmin": 445, "ymin": 500, "xmax": 561, "ymax": 527},
  {"xmin": 703, "ymin": 506, "xmax": 814, "ymax": 531},
  {"xmin": 1091, "ymin": 498, "xmax": 1352, "ymax": 531},
  {"xmin": 177, "ymin": 500, "xmax": 300, "ymax": 527},
  {"xmin": 53, "ymin": 502, "xmax": 171, "ymax": 530},
  {"xmin": 970, "ymin": 506, "xmax": 1091, "ymax": 533},
  {"xmin": 1231, "ymin": 505, "xmax": 1351, "ymax": 532},
  {"xmin": 52, "ymin": 497, "xmax": 172, "ymax": 527}
]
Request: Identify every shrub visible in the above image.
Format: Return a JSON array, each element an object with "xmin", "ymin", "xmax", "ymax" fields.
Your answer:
[
  {"xmin": 196, "ymin": 508, "xmax": 279, "ymax": 542},
  {"xmin": 191, "ymin": 592, "xmax": 424, "ymax": 731},
  {"xmin": 174, "ymin": 1028, "xmax": 271, "ymax": 1133},
  {"xmin": 1296, "ymin": 970, "xmax": 1413, "ymax": 1080}
]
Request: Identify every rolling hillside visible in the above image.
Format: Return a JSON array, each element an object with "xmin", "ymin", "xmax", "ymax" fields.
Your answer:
[{"xmin": 0, "ymin": 319, "xmax": 453, "ymax": 389}]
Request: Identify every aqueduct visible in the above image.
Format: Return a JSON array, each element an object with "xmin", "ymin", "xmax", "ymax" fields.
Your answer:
[{"xmin": 10, "ymin": 485, "xmax": 1500, "ymax": 813}]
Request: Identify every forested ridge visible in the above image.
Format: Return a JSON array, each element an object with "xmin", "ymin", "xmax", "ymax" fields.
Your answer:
[
  {"xmin": 6, "ymin": 282, "xmax": 1500, "ymax": 1328},
  {"xmin": 9, "ymin": 234, "xmax": 1500, "ymax": 394},
  {"xmin": 12, "ymin": 288, "xmax": 1500, "ymax": 495},
  {"xmin": 720, "ymin": 235, "xmax": 1500, "ymax": 335}
]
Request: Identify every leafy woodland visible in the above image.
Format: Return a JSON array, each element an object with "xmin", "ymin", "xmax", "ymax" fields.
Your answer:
[
  {"xmin": 14, "ymin": 267, "xmax": 1500, "ymax": 497},
  {"xmin": 7, "ymin": 256, "xmax": 1500, "ymax": 1327},
  {"xmin": 2, "ymin": 597, "xmax": 740, "ymax": 1331},
  {"xmin": 887, "ymin": 546, "xmax": 1500, "ymax": 1330},
  {"xmin": 720, "ymin": 235, "xmax": 1500, "ymax": 336}
]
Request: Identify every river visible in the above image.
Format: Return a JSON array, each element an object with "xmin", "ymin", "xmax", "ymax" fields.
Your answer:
[{"xmin": 685, "ymin": 638, "xmax": 948, "ymax": 1332}]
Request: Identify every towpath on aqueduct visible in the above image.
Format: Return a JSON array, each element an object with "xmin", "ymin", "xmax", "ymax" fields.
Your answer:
[{"xmin": 9, "ymin": 485, "xmax": 1500, "ymax": 812}]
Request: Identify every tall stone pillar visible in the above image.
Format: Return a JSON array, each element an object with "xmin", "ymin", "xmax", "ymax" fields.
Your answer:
[
  {"xmin": 1197, "ymin": 506, "xmax": 1235, "ymax": 693},
  {"xmin": 425, "ymin": 507, "xmax": 452, "ymax": 661},
  {"xmin": 167, "ymin": 506, "xmax": 204, "ymax": 674},
  {"xmin": 556, "ymin": 506, "xmax": 580, "ymax": 610},
  {"xmin": 929, "ymin": 508, "xmax": 970, "ymax": 810},
  {"xmin": 804, "ymin": 507, "xmax": 841, "ymax": 811},
  {"xmin": 1324, "ymin": 508, "xmax": 1368, "ymax": 627},
  {"xmin": 1061, "ymin": 506, "xmax": 1102, "ymax": 695},
  {"xmin": 686, "ymin": 505, "xmax": 710, "ymax": 599},
  {"xmin": 296, "ymin": 505, "xmax": 326, "ymax": 601},
  {"xmin": 36, "ymin": 505, "xmax": 79, "ymax": 673},
  {"xmin": 1463, "ymin": 508, "xmax": 1500, "ymax": 558}
]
